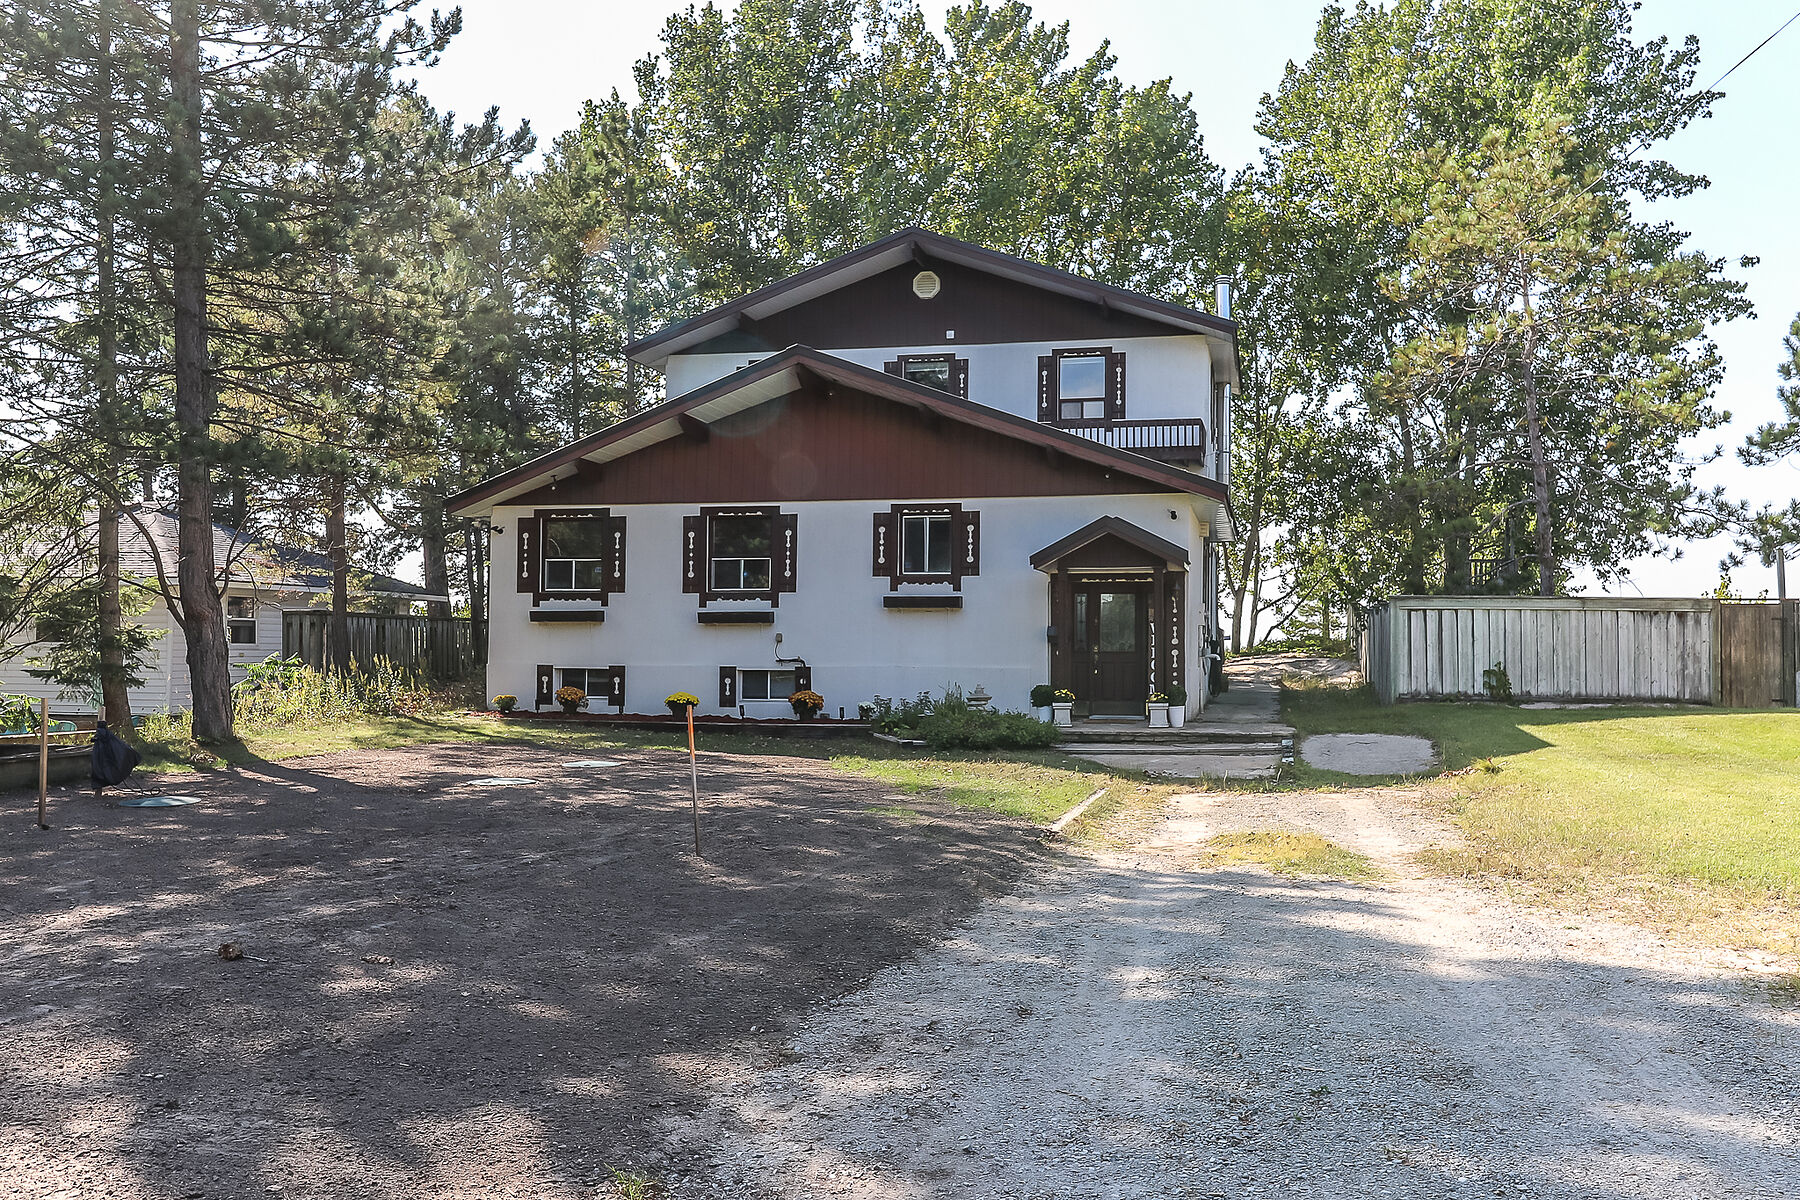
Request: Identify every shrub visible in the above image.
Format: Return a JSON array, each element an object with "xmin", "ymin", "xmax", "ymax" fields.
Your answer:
[
  {"xmin": 868, "ymin": 687, "xmax": 1056, "ymax": 749},
  {"xmin": 233, "ymin": 655, "xmax": 431, "ymax": 727},
  {"xmin": 917, "ymin": 708, "xmax": 1059, "ymax": 750},
  {"xmin": 1482, "ymin": 662, "xmax": 1515, "ymax": 703},
  {"xmin": 1029, "ymin": 684, "xmax": 1056, "ymax": 708},
  {"xmin": 789, "ymin": 688, "xmax": 824, "ymax": 717},
  {"xmin": 555, "ymin": 685, "xmax": 587, "ymax": 714},
  {"xmin": 1166, "ymin": 684, "xmax": 1187, "ymax": 707},
  {"xmin": 493, "ymin": 694, "xmax": 518, "ymax": 713}
]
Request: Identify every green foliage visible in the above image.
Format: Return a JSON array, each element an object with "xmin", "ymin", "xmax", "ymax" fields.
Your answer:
[
  {"xmin": 868, "ymin": 688, "xmax": 1058, "ymax": 750},
  {"xmin": 1165, "ymin": 684, "xmax": 1187, "ymax": 707},
  {"xmin": 0, "ymin": 694, "xmax": 40, "ymax": 734},
  {"xmin": 233, "ymin": 656, "xmax": 432, "ymax": 728},
  {"xmin": 1482, "ymin": 662, "xmax": 1515, "ymax": 704},
  {"xmin": 493, "ymin": 694, "xmax": 518, "ymax": 713},
  {"xmin": 1029, "ymin": 684, "xmax": 1057, "ymax": 709},
  {"xmin": 1234, "ymin": 634, "xmax": 1353, "ymax": 659},
  {"xmin": 23, "ymin": 578, "xmax": 160, "ymax": 706}
]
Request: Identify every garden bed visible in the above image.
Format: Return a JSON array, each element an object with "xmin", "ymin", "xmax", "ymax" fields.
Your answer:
[{"xmin": 479, "ymin": 709, "xmax": 873, "ymax": 738}]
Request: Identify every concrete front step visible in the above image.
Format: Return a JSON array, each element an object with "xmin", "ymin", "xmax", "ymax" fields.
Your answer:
[
  {"xmin": 1058, "ymin": 724, "xmax": 1290, "ymax": 745},
  {"xmin": 1058, "ymin": 741, "xmax": 1288, "ymax": 757}
]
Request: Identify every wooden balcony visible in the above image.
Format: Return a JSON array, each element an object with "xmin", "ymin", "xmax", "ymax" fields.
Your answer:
[{"xmin": 1062, "ymin": 418, "xmax": 1211, "ymax": 467}]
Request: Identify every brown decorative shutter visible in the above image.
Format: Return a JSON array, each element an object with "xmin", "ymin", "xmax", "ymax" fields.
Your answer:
[
  {"xmin": 1108, "ymin": 350, "xmax": 1127, "ymax": 421},
  {"xmin": 792, "ymin": 664, "xmax": 811, "ymax": 695},
  {"xmin": 872, "ymin": 511, "xmax": 899, "ymax": 583},
  {"xmin": 773, "ymin": 512, "xmax": 799, "ymax": 601},
  {"xmin": 681, "ymin": 514, "xmax": 704, "ymax": 596},
  {"xmin": 953, "ymin": 357, "xmax": 969, "ymax": 398},
  {"xmin": 952, "ymin": 509, "xmax": 981, "ymax": 587},
  {"xmin": 718, "ymin": 666, "xmax": 737, "ymax": 709},
  {"xmin": 883, "ymin": 359, "xmax": 900, "ymax": 376},
  {"xmin": 605, "ymin": 666, "xmax": 626, "ymax": 709},
  {"xmin": 1037, "ymin": 355, "xmax": 1054, "ymax": 422},
  {"xmin": 604, "ymin": 514, "xmax": 627, "ymax": 595},
  {"xmin": 516, "ymin": 516, "xmax": 540, "ymax": 594},
  {"xmin": 534, "ymin": 664, "xmax": 554, "ymax": 708}
]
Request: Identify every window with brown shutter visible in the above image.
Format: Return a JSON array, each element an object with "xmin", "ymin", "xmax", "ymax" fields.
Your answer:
[
  {"xmin": 689, "ymin": 508, "xmax": 796, "ymax": 606},
  {"xmin": 1042, "ymin": 346, "xmax": 1126, "ymax": 427},
  {"xmin": 531, "ymin": 508, "xmax": 625, "ymax": 604},
  {"xmin": 875, "ymin": 503, "xmax": 981, "ymax": 592},
  {"xmin": 884, "ymin": 353, "xmax": 968, "ymax": 398}
]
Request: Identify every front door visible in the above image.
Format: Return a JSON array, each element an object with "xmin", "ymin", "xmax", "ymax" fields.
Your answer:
[{"xmin": 1074, "ymin": 584, "xmax": 1149, "ymax": 715}]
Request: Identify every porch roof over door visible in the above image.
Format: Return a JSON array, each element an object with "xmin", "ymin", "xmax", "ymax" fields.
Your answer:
[{"xmin": 1030, "ymin": 516, "xmax": 1189, "ymax": 572}]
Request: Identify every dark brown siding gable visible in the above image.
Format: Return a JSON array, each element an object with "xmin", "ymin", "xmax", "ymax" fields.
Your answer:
[
  {"xmin": 719, "ymin": 259, "xmax": 1171, "ymax": 352},
  {"xmin": 507, "ymin": 386, "xmax": 1183, "ymax": 508}
]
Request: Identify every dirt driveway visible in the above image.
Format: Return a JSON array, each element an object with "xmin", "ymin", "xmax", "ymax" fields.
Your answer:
[
  {"xmin": 691, "ymin": 787, "xmax": 1800, "ymax": 1199},
  {"xmin": 0, "ymin": 742, "xmax": 1044, "ymax": 1199}
]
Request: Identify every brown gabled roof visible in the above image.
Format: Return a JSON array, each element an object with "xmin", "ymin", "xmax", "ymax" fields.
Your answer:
[
  {"xmin": 623, "ymin": 227, "xmax": 1238, "ymax": 374},
  {"xmin": 1030, "ymin": 515, "xmax": 1190, "ymax": 571},
  {"xmin": 446, "ymin": 346, "xmax": 1231, "ymax": 519}
]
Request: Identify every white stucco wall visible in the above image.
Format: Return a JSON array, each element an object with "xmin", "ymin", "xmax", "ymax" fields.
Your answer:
[
  {"xmin": 663, "ymin": 335, "xmax": 1216, "ymax": 427},
  {"xmin": 487, "ymin": 493, "xmax": 1216, "ymax": 717}
]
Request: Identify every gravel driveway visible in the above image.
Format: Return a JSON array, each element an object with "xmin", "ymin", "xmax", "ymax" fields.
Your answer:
[{"xmin": 683, "ymin": 787, "xmax": 1800, "ymax": 1199}]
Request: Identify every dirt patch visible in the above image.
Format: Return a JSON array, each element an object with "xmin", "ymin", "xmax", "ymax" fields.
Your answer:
[{"xmin": 0, "ymin": 742, "xmax": 1045, "ymax": 1199}]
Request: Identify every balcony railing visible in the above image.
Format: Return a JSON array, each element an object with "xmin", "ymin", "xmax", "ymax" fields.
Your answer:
[{"xmin": 1063, "ymin": 418, "xmax": 1210, "ymax": 467}]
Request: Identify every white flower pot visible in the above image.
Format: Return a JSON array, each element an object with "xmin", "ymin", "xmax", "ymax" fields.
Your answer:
[
  {"xmin": 1034, "ymin": 705, "xmax": 1054, "ymax": 723},
  {"xmin": 1148, "ymin": 703, "xmax": 1171, "ymax": 728},
  {"xmin": 1168, "ymin": 704, "xmax": 1186, "ymax": 728},
  {"xmin": 1051, "ymin": 703, "xmax": 1073, "ymax": 727}
]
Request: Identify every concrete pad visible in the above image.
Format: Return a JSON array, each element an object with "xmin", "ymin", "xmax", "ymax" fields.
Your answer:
[
  {"xmin": 1073, "ymin": 751, "xmax": 1280, "ymax": 780},
  {"xmin": 1300, "ymin": 733, "xmax": 1435, "ymax": 775}
]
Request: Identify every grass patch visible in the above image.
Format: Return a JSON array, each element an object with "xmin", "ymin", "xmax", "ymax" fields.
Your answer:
[
  {"xmin": 1281, "ymin": 674, "xmax": 1800, "ymax": 955},
  {"xmin": 820, "ymin": 750, "xmax": 1158, "ymax": 828},
  {"xmin": 1203, "ymin": 830, "xmax": 1381, "ymax": 880}
]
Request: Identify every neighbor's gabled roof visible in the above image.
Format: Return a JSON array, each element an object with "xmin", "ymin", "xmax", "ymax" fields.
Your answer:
[
  {"xmin": 623, "ymin": 227, "xmax": 1239, "ymax": 382},
  {"xmin": 446, "ymin": 345, "xmax": 1233, "ymax": 531},
  {"xmin": 120, "ymin": 508, "xmax": 444, "ymax": 600}
]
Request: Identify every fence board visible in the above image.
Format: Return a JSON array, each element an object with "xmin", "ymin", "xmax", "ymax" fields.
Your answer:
[
  {"xmin": 1357, "ymin": 596, "xmax": 1768, "ymax": 705},
  {"xmin": 281, "ymin": 611, "xmax": 477, "ymax": 681}
]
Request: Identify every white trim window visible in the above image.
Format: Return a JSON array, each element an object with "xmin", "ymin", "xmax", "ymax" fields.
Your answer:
[
  {"xmin": 709, "ymin": 514, "xmax": 774, "ymax": 593},
  {"xmin": 225, "ymin": 596, "xmax": 257, "ymax": 645},
  {"xmin": 739, "ymin": 669, "xmax": 798, "ymax": 702},
  {"xmin": 541, "ymin": 517, "xmax": 609, "ymax": 592},
  {"xmin": 901, "ymin": 512, "xmax": 953, "ymax": 577}
]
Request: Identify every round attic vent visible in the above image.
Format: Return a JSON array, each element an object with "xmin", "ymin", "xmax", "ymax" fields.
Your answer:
[{"xmin": 911, "ymin": 270, "xmax": 942, "ymax": 299}]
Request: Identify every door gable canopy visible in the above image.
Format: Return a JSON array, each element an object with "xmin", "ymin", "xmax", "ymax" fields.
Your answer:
[{"xmin": 1031, "ymin": 516, "xmax": 1188, "ymax": 573}]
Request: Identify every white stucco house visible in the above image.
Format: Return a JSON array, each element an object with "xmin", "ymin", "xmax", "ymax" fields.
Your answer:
[
  {"xmin": 449, "ymin": 229, "xmax": 1237, "ymax": 720},
  {"xmin": 0, "ymin": 508, "xmax": 443, "ymax": 715}
]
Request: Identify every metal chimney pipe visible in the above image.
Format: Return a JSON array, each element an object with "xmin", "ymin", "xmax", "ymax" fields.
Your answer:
[{"xmin": 1214, "ymin": 276, "xmax": 1233, "ymax": 321}]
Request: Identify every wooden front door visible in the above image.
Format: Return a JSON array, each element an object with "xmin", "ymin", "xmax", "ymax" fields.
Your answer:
[{"xmin": 1074, "ymin": 584, "xmax": 1149, "ymax": 715}]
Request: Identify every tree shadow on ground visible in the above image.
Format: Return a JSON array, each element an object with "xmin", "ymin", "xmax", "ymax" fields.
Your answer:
[{"xmin": 0, "ymin": 740, "xmax": 1049, "ymax": 1198}]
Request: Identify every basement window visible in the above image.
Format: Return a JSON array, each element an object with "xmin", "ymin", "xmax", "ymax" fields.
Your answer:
[{"xmin": 739, "ymin": 669, "xmax": 798, "ymax": 702}]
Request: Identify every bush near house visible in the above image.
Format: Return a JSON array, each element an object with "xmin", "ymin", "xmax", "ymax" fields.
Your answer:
[{"xmin": 869, "ymin": 688, "xmax": 1058, "ymax": 750}]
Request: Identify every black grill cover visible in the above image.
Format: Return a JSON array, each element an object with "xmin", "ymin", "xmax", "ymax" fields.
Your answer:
[{"xmin": 91, "ymin": 721, "xmax": 141, "ymax": 789}]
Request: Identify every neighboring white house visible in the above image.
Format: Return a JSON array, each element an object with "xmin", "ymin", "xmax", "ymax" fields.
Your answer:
[
  {"xmin": 449, "ymin": 228, "xmax": 1237, "ymax": 720},
  {"xmin": 0, "ymin": 508, "xmax": 444, "ymax": 715}
]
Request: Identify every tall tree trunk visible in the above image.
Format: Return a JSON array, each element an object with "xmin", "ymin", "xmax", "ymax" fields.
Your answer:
[
  {"xmin": 1519, "ymin": 301, "xmax": 1556, "ymax": 596},
  {"xmin": 169, "ymin": 0, "xmax": 233, "ymax": 742},
  {"xmin": 1395, "ymin": 406, "xmax": 1428, "ymax": 594},
  {"xmin": 95, "ymin": 2, "xmax": 133, "ymax": 731},
  {"xmin": 419, "ymin": 490, "xmax": 451, "ymax": 619},
  {"xmin": 327, "ymin": 470, "xmax": 350, "ymax": 674}
]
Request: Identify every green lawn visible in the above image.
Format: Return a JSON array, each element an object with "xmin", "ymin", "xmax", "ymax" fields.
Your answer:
[{"xmin": 1284, "ymin": 680, "xmax": 1800, "ymax": 950}]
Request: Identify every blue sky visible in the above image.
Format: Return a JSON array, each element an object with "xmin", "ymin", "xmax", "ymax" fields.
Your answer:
[{"xmin": 417, "ymin": 0, "xmax": 1800, "ymax": 599}]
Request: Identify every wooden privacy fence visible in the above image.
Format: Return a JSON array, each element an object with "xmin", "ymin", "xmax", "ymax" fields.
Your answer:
[
  {"xmin": 1359, "ymin": 596, "xmax": 1800, "ymax": 707},
  {"xmin": 281, "ymin": 611, "xmax": 477, "ymax": 681}
]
